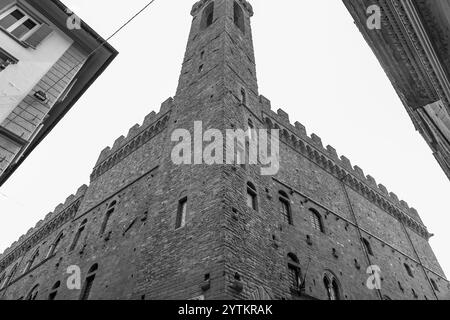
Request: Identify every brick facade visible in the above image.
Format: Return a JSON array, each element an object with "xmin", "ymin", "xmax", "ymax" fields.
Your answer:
[{"xmin": 0, "ymin": 0, "xmax": 448, "ymax": 300}]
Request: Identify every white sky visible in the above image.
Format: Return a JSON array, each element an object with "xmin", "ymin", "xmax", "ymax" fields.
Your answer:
[{"xmin": 1, "ymin": 0, "xmax": 449, "ymax": 278}]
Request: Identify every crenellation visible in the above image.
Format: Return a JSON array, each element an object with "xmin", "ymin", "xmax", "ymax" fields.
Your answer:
[
  {"xmin": 326, "ymin": 145, "xmax": 339, "ymax": 159},
  {"xmin": 127, "ymin": 124, "xmax": 141, "ymax": 140},
  {"xmin": 277, "ymin": 108, "xmax": 290, "ymax": 122},
  {"xmin": 294, "ymin": 122, "xmax": 307, "ymax": 136},
  {"xmin": 340, "ymin": 156, "xmax": 353, "ymax": 171},
  {"xmin": 353, "ymin": 166, "xmax": 365, "ymax": 178},
  {"xmin": 389, "ymin": 192, "xmax": 400, "ymax": 204},
  {"xmin": 378, "ymin": 184, "xmax": 389, "ymax": 195},
  {"xmin": 112, "ymin": 136, "xmax": 126, "ymax": 152},
  {"xmin": 160, "ymin": 97, "xmax": 174, "ymax": 114},
  {"xmin": 95, "ymin": 147, "xmax": 111, "ymax": 166},
  {"xmin": 310, "ymin": 134, "xmax": 323, "ymax": 148},
  {"xmin": 366, "ymin": 175, "xmax": 377, "ymax": 188},
  {"xmin": 259, "ymin": 95, "xmax": 271, "ymax": 111},
  {"xmin": 143, "ymin": 112, "xmax": 157, "ymax": 126}
]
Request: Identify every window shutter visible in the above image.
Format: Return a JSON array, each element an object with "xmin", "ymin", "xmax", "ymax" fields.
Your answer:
[
  {"xmin": 0, "ymin": 0, "xmax": 15, "ymax": 12},
  {"xmin": 24, "ymin": 24, "xmax": 53, "ymax": 48}
]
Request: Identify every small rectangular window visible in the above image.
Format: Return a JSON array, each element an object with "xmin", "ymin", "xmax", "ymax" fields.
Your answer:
[
  {"xmin": 176, "ymin": 197, "xmax": 188, "ymax": 229},
  {"xmin": 0, "ymin": 6, "xmax": 40, "ymax": 41}
]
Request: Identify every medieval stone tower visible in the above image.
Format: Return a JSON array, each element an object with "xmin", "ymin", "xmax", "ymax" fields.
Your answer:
[{"xmin": 0, "ymin": 0, "xmax": 448, "ymax": 300}]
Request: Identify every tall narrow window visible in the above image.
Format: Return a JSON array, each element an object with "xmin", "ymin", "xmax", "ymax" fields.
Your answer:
[
  {"xmin": 175, "ymin": 197, "xmax": 188, "ymax": 229},
  {"xmin": 0, "ymin": 273, "xmax": 5, "ymax": 289},
  {"xmin": 46, "ymin": 232, "xmax": 64, "ymax": 258},
  {"xmin": 246, "ymin": 182, "xmax": 257, "ymax": 211},
  {"xmin": 48, "ymin": 281, "xmax": 61, "ymax": 300},
  {"xmin": 362, "ymin": 237, "xmax": 373, "ymax": 256},
  {"xmin": 200, "ymin": 2, "xmax": 214, "ymax": 30},
  {"xmin": 233, "ymin": 1, "xmax": 245, "ymax": 33},
  {"xmin": 404, "ymin": 263, "xmax": 414, "ymax": 278},
  {"xmin": 324, "ymin": 272, "xmax": 341, "ymax": 300},
  {"xmin": 309, "ymin": 209, "xmax": 324, "ymax": 233},
  {"xmin": 241, "ymin": 88, "xmax": 247, "ymax": 105},
  {"xmin": 70, "ymin": 219, "xmax": 87, "ymax": 252},
  {"xmin": 430, "ymin": 279, "xmax": 439, "ymax": 292},
  {"xmin": 1, "ymin": 264, "xmax": 17, "ymax": 290},
  {"xmin": 287, "ymin": 253, "xmax": 302, "ymax": 291},
  {"xmin": 100, "ymin": 201, "xmax": 117, "ymax": 236},
  {"xmin": 248, "ymin": 119, "xmax": 254, "ymax": 141},
  {"xmin": 23, "ymin": 249, "xmax": 39, "ymax": 274},
  {"xmin": 79, "ymin": 264, "xmax": 98, "ymax": 300},
  {"xmin": 26, "ymin": 284, "xmax": 40, "ymax": 300},
  {"xmin": 279, "ymin": 191, "xmax": 293, "ymax": 225}
]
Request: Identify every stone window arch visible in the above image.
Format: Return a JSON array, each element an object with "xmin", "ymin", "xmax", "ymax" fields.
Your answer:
[
  {"xmin": 200, "ymin": 2, "xmax": 214, "ymax": 30},
  {"xmin": 80, "ymin": 264, "xmax": 98, "ymax": 300},
  {"xmin": 246, "ymin": 181, "xmax": 257, "ymax": 211},
  {"xmin": 48, "ymin": 281, "xmax": 61, "ymax": 300},
  {"xmin": 23, "ymin": 248, "xmax": 39, "ymax": 274},
  {"xmin": 233, "ymin": 1, "xmax": 245, "ymax": 33},
  {"xmin": 323, "ymin": 271, "xmax": 341, "ymax": 300},
  {"xmin": 362, "ymin": 237, "xmax": 374, "ymax": 256},
  {"xmin": 70, "ymin": 219, "xmax": 88, "ymax": 252},
  {"xmin": 46, "ymin": 231, "xmax": 64, "ymax": 258},
  {"xmin": 287, "ymin": 253, "xmax": 302, "ymax": 290},
  {"xmin": 404, "ymin": 263, "xmax": 414, "ymax": 278},
  {"xmin": 309, "ymin": 208, "xmax": 324, "ymax": 233},
  {"xmin": 100, "ymin": 200, "xmax": 118, "ymax": 236},
  {"xmin": 26, "ymin": 284, "xmax": 40, "ymax": 300},
  {"xmin": 279, "ymin": 191, "xmax": 293, "ymax": 225}
]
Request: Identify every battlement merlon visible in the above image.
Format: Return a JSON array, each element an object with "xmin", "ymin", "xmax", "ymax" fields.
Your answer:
[
  {"xmin": 0, "ymin": 185, "xmax": 87, "ymax": 267},
  {"xmin": 258, "ymin": 94, "xmax": 427, "ymax": 232},
  {"xmin": 191, "ymin": 0, "xmax": 254, "ymax": 17},
  {"xmin": 93, "ymin": 98, "xmax": 174, "ymax": 169}
]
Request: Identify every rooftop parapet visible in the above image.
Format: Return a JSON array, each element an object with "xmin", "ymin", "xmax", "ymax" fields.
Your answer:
[
  {"xmin": 0, "ymin": 185, "xmax": 87, "ymax": 265},
  {"xmin": 259, "ymin": 94, "xmax": 429, "ymax": 231},
  {"xmin": 93, "ymin": 98, "xmax": 174, "ymax": 171}
]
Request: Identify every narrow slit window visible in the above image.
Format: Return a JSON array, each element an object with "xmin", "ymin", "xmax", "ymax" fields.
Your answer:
[
  {"xmin": 200, "ymin": 2, "xmax": 214, "ymax": 30},
  {"xmin": 176, "ymin": 197, "xmax": 188, "ymax": 229},
  {"xmin": 233, "ymin": 1, "xmax": 245, "ymax": 33},
  {"xmin": 246, "ymin": 182, "xmax": 257, "ymax": 211}
]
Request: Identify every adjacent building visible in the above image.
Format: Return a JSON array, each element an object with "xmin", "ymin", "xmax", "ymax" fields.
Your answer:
[
  {"xmin": 343, "ymin": 0, "xmax": 450, "ymax": 181},
  {"xmin": 0, "ymin": 0, "xmax": 448, "ymax": 300},
  {"xmin": 0, "ymin": 0, "xmax": 117, "ymax": 186}
]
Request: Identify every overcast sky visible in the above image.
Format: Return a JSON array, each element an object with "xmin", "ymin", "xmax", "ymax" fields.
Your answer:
[{"xmin": 1, "ymin": 0, "xmax": 449, "ymax": 278}]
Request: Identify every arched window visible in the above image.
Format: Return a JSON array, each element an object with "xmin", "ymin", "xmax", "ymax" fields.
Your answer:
[
  {"xmin": 323, "ymin": 272, "xmax": 341, "ymax": 300},
  {"xmin": 362, "ymin": 237, "xmax": 374, "ymax": 256},
  {"xmin": 80, "ymin": 264, "xmax": 98, "ymax": 300},
  {"xmin": 404, "ymin": 263, "xmax": 414, "ymax": 278},
  {"xmin": 46, "ymin": 232, "xmax": 64, "ymax": 258},
  {"xmin": 26, "ymin": 284, "xmax": 39, "ymax": 300},
  {"xmin": 100, "ymin": 200, "xmax": 117, "ymax": 236},
  {"xmin": 200, "ymin": 2, "xmax": 214, "ymax": 30},
  {"xmin": 279, "ymin": 191, "xmax": 293, "ymax": 225},
  {"xmin": 48, "ymin": 281, "xmax": 61, "ymax": 300},
  {"xmin": 287, "ymin": 253, "xmax": 302, "ymax": 290},
  {"xmin": 430, "ymin": 279, "xmax": 439, "ymax": 292},
  {"xmin": 309, "ymin": 209, "xmax": 324, "ymax": 233},
  {"xmin": 411, "ymin": 288, "xmax": 418, "ymax": 299},
  {"xmin": 1, "ymin": 263, "xmax": 18, "ymax": 289},
  {"xmin": 246, "ymin": 182, "xmax": 257, "ymax": 211},
  {"xmin": 70, "ymin": 219, "xmax": 87, "ymax": 252},
  {"xmin": 398, "ymin": 281, "xmax": 404, "ymax": 293},
  {"xmin": 248, "ymin": 119, "xmax": 254, "ymax": 141},
  {"xmin": 233, "ymin": 1, "xmax": 245, "ymax": 33},
  {"xmin": 23, "ymin": 248, "xmax": 39, "ymax": 274}
]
